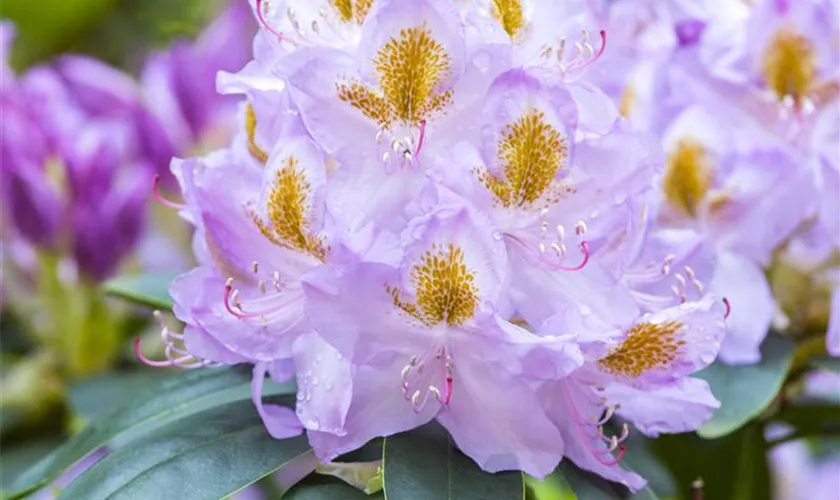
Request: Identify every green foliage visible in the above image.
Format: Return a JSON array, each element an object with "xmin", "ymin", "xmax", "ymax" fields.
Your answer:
[
  {"xmin": 7, "ymin": 366, "xmax": 292, "ymax": 499},
  {"xmin": 284, "ymin": 475, "xmax": 384, "ymax": 500},
  {"xmin": 650, "ymin": 424, "xmax": 771, "ymax": 500},
  {"xmin": 2, "ymin": 0, "xmax": 225, "ymax": 70},
  {"xmin": 695, "ymin": 334, "xmax": 795, "ymax": 439},
  {"xmin": 102, "ymin": 272, "xmax": 179, "ymax": 311},
  {"xmin": 382, "ymin": 422, "xmax": 526, "ymax": 500},
  {"xmin": 58, "ymin": 397, "xmax": 309, "ymax": 500}
]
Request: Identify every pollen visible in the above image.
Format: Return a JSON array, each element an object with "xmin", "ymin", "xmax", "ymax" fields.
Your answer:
[
  {"xmin": 663, "ymin": 138, "xmax": 711, "ymax": 217},
  {"xmin": 491, "ymin": 0, "xmax": 525, "ymax": 39},
  {"xmin": 477, "ymin": 109, "xmax": 569, "ymax": 208},
  {"xmin": 337, "ymin": 25, "xmax": 453, "ymax": 127},
  {"xmin": 252, "ymin": 157, "xmax": 328, "ymax": 261},
  {"xmin": 761, "ymin": 28, "xmax": 816, "ymax": 105},
  {"xmin": 598, "ymin": 321, "xmax": 686, "ymax": 379},
  {"xmin": 245, "ymin": 103, "xmax": 269, "ymax": 164},
  {"xmin": 330, "ymin": 0, "xmax": 372, "ymax": 24},
  {"xmin": 388, "ymin": 243, "xmax": 479, "ymax": 326}
]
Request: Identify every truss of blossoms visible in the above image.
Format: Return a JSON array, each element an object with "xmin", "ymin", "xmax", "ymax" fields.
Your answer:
[{"xmin": 135, "ymin": 0, "xmax": 740, "ymax": 491}]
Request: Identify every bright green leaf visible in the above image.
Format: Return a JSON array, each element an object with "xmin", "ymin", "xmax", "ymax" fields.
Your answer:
[
  {"xmin": 102, "ymin": 273, "xmax": 179, "ymax": 310},
  {"xmin": 696, "ymin": 335, "xmax": 795, "ymax": 439},
  {"xmin": 57, "ymin": 396, "xmax": 307, "ymax": 500},
  {"xmin": 383, "ymin": 422, "xmax": 525, "ymax": 500},
  {"xmin": 8, "ymin": 366, "xmax": 292, "ymax": 499}
]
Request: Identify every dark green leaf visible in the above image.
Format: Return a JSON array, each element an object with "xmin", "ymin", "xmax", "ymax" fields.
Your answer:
[
  {"xmin": 769, "ymin": 403, "xmax": 840, "ymax": 446},
  {"xmin": 650, "ymin": 425, "xmax": 770, "ymax": 500},
  {"xmin": 696, "ymin": 335, "xmax": 795, "ymax": 438},
  {"xmin": 57, "ymin": 396, "xmax": 308, "ymax": 500},
  {"xmin": 285, "ymin": 475, "xmax": 384, "ymax": 500},
  {"xmin": 557, "ymin": 461, "xmax": 659, "ymax": 500},
  {"xmin": 0, "ymin": 436, "xmax": 63, "ymax": 489},
  {"xmin": 382, "ymin": 422, "xmax": 525, "ymax": 500},
  {"xmin": 102, "ymin": 272, "xmax": 179, "ymax": 310},
  {"xmin": 9, "ymin": 366, "xmax": 292, "ymax": 499},
  {"xmin": 67, "ymin": 371, "xmax": 171, "ymax": 421},
  {"xmin": 810, "ymin": 356, "xmax": 840, "ymax": 373}
]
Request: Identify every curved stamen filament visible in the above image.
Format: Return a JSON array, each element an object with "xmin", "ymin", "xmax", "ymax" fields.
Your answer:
[
  {"xmin": 561, "ymin": 383, "xmax": 628, "ymax": 467},
  {"xmin": 223, "ymin": 279, "xmax": 294, "ymax": 320},
  {"xmin": 255, "ymin": 0, "xmax": 301, "ymax": 46},
  {"xmin": 401, "ymin": 348, "xmax": 454, "ymax": 413},
  {"xmin": 564, "ymin": 30, "xmax": 607, "ymax": 77},
  {"xmin": 152, "ymin": 175, "xmax": 186, "ymax": 210},
  {"xmin": 415, "ymin": 119, "xmax": 428, "ymax": 158}
]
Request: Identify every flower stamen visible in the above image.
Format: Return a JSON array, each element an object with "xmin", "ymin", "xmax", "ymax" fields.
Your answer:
[{"xmin": 152, "ymin": 175, "xmax": 186, "ymax": 210}]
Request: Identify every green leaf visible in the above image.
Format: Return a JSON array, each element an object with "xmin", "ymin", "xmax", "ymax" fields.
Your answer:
[
  {"xmin": 0, "ymin": 436, "xmax": 63, "ymax": 489},
  {"xmin": 810, "ymin": 355, "xmax": 840, "ymax": 373},
  {"xmin": 67, "ymin": 371, "xmax": 171, "ymax": 421},
  {"xmin": 696, "ymin": 334, "xmax": 795, "ymax": 439},
  {"xmin": 382, "ymin": 422, "xmax": 525, "ymax": 500},
  {"xmin": 102, "ymin": 273, "xmax": 179, "ymax": 310},
  {"xmin": 57, "ymin": 396, "xmax": 308, "ymax": 500},
  {"xmin": 8, "ymin": 366, "xmax": 292, "ymax": 499},
  {"xmin": 556, "ymin": 462, "xmax": 659, "ymax": 500},
  {"xmin": 650, "ymin": 425, "xmax": 770, "ymax": 500},
  {"xmin": 285, "ymin": 475, "xmax": 384, "ymax": 500}
]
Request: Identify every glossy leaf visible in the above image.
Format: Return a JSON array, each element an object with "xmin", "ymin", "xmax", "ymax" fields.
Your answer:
[
  {"xmin": 285, "ymin": 475, "xmax": 384, "ymax": 500},
  {"xmin": 102, "ymin": 272, "xmax": 179, "ymax": 310},
  {"xmin": 383, "ymin": 422, "xmax": 525, "ymax": 500},
  {"xmin": 696, "ymin": 335, "xmax": 795, "ymax": 439},
  {"xmin": 67, "ymin": 371, "xmax": 171, "ymax": 421},
  {"xmin": 8, "ymin": 366, "xmax": 292, "ymax": 499},
  {"xmin": 0, "ymin": 437, "xmax": 63, "ymax": 489},
  {"xmin": 58, "ymin": 396, "xmax": 307, "ymax": 500}
]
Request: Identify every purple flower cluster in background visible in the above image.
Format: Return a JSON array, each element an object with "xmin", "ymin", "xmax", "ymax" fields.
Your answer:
[{"xmin": 0, "ymin": 2, "xmax": 254, "ymax": 282}]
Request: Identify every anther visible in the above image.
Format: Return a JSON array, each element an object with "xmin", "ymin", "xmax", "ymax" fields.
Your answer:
[
  {"xmin": 252, "ymin": 261, "xmax": 260, "ymax": 274},
  {"xmin": 723, "ymin": 297, "xmax": 731, "ymax": 319},
  {"xmin": 574, "ymin": 221, "xmax": 587, "ymax": 236}
]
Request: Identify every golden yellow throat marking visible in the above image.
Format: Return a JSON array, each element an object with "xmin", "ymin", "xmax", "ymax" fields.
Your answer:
[
  {"xmin": 245, "ymin": 103, "xmax": 269, "ymax": 164},
  {"xmin": 598, "ymin": 321, "xmax": 686, "ymax": 378},
  {"xmin": 330, "ymin": 0, "xmax": 372, "ymax": 24},
  {"xmin": 338, "ymin": 26, "xmax": 453, "ymax": 127},
  {"xmin": 762, "ymin": 28, "xmax": 816, "ymax": 105},
  {"xmin": 663, "ymin": 138, "xmax": 712, "ymax": 218},
  {"xmin": 252, "ymin": 157, "xmax": 328, "ymax": 261},
  {"xmin": 477, "ymin": 110, "xmax": 569, "ymax": 208},
  {"xmin": 491, "ymin": 0, "xmax": 525, "ymax": 39},
  {"xmin": 388, "ymin": 243, "xmax": 479, "ymax": 326}
]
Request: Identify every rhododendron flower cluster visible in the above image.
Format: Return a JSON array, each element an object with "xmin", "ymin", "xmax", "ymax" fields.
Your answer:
[
  {"xmin": 146, "ymin": 0, "xmax": 731, "ymax": 489},
  {"xmin": 607, "ymin": 0, "xmax": 839, "ymax": 363}
]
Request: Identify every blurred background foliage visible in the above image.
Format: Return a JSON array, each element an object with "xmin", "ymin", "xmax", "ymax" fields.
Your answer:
[{"xmin": 1, "ymin": 0, "xmax": 225, "ymax": 71}]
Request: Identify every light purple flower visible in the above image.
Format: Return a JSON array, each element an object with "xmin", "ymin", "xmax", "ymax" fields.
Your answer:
[{"xmin": 151, "ymin": 0, "xmax": 741, "ymax": 490}]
